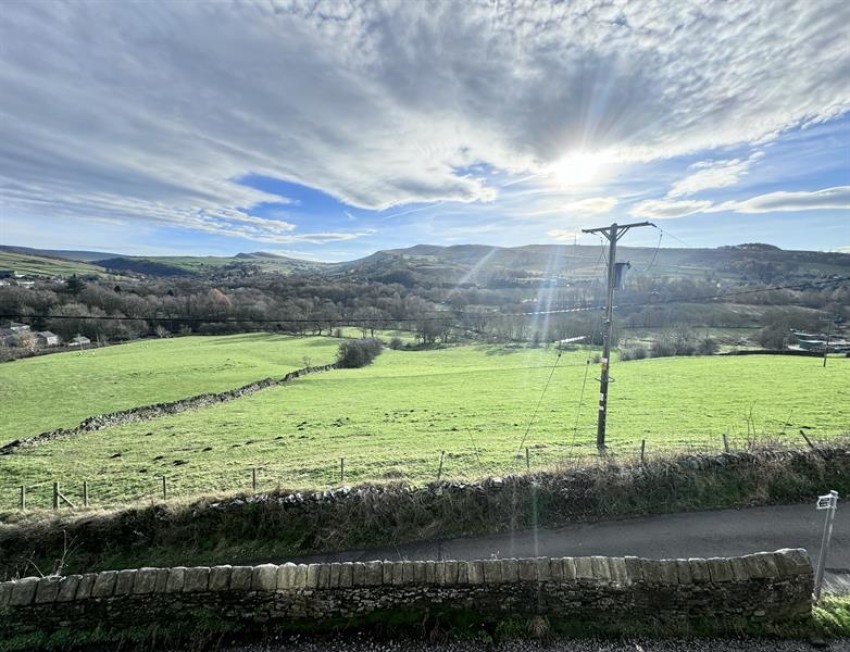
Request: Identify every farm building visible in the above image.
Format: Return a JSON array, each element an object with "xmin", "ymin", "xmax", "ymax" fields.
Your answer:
[
  {"xmin": 67, "ymin": 335, "xmax": 91, "ymax": 348},
  {"xmin": 36, "ymin": 331, "xmax": 61, "ymax": 347}
]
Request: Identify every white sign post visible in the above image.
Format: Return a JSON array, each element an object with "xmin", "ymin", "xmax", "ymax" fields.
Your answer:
[{"xmin": 814, "ymin": 490, "xmax": 839, "ymax": 601}]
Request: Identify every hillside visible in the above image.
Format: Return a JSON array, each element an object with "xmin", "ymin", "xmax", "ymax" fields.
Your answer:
[{"xmin": 0, "ymin": 249, "xmax": 107, "ymax": 278}]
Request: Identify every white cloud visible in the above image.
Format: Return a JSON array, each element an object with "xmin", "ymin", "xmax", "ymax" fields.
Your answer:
[
  {"xmin": 547, "ymin": 230, "xmax": 581, "ymax": 241},
  {"xmin": 0, "ymin": 0, "xmax": 848, "ymax": 243},
  {"xmin": 630, "ymin": 199, "xmax": 714, "ymax": 219},
  {"xmin": 563, "ymin": 197, "xmax": 619, "ymax": 216},
  {"xmin": 667, "ymin": 154, "xmax": 762, "ymax": 198},
  {"xmin": 710, "ymin": 186, "xmax": 850, "ymax": 213}
]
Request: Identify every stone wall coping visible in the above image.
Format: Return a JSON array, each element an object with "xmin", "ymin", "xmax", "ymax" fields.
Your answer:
[{"xmin": 0, "ymin": 549, "xmax": 812, "ymax": 609}]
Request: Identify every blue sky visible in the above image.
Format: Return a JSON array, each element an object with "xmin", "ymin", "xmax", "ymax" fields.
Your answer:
[{"xmin": 0, "ymin": 0, "xmax": 848, "ymax": 261}]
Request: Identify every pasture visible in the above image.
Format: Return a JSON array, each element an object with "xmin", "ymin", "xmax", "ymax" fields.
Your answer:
[
  {"xmin": 1, "ymin": 337, "xmax": 847, "ymax": 511},
  {"xmin": 0, "ymin": 333, "xmax": 339, "ymax": 442}
]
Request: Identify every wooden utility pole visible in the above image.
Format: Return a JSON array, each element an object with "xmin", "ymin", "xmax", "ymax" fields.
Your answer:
[{"xmin": 581, "ymin": 221, "xmax": 654, "ymax": 451}]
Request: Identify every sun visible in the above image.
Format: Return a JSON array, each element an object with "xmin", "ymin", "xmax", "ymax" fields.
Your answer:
[{"xmin": 548, "ymin": 151, "xmax": 611, "ymax": 187}]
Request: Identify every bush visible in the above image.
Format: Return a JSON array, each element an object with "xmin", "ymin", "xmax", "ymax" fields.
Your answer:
[
  {"xmin": 696, "ymin": 337, "xmax": 719, "ymax": 355},
  {"xmin": 620, "ymin": 346, "xmax": 647, "ymax": 361},
  {"xmin": 336, "ymin": 338, "xmax": 383, "ymax": 368},
  {"xmin": 388, "ymin": 336, "xmax": 404, "ymax": 350}
]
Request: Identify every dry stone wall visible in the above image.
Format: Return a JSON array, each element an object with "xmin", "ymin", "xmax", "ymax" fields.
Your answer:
[
  {"xmin": 0, "ymin": 550, "xmax": 813, "ymax": 638},
  {"xmin": 0, "ymin": 363, "xmax": 337, "ymax": 454}
]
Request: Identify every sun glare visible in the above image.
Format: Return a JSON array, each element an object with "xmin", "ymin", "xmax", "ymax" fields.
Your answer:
[{"xmin": 549, "ymin": 151, "xmax": 610, "ymax": 187}]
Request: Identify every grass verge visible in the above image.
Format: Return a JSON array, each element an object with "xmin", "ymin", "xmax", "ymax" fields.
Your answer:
[{"xmin": 1, "ymin": 445, "xmax": 848, "ymax": 579}]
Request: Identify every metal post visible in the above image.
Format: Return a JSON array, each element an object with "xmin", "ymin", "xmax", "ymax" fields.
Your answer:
[
  {"xmin": 814, "ymin": 490, "xmax": 839, "ymax": 601},
  {"xmin": 823, "ymin": 319, "xmax": 833, "ymax": 368},
  {"xmin": 19, "ymin": 485, "xmax": 25, "ymax": 511},
  {"xmin": 83, "ymin": 480, "xmax": 89, "ymax": 507}
]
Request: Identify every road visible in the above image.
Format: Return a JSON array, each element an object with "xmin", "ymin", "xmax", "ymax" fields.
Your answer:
[{"xmin": 281, "ymin": 503, "xmax": 849, "ymax": 593}]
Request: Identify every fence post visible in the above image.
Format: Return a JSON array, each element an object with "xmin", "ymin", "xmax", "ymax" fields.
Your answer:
[
  {"xmin": 800, "ymin": 429, "xmax": 817, "ymax": 451},
  {"xmin": 437, "ymin": 451, "xmax": 445, "ymax": 481},
  {"xmin": 722, "ymin": 433, "xmax": 730, "ymax": 453},
  {"xmin": 19, "ymin": 485, "xmax": 25, "ymax": 511},
  {"xmin": 640, "ymin": 439, "xmax": 646, "ymax": 465},
  {"xmin": 340, "ymin": 458, "xmax": 345, "ymax": 484},
  {"xmin": 161, "ymin": 476, "xmax": 168, "ymax": 501},
  {"xmin": 252, "ymin": 467, "xmax": 257, "ymax": 491},
  {"xmin": 83, "ymin": 480, "xmax": 89, "ymax": 508},
  {"xmin": 526, "ymin": 447, "xmax": 530, "ymax": 472},
  {"xmin": 53, "ymin": 482, "xmax": 59, "ymax": 510}
]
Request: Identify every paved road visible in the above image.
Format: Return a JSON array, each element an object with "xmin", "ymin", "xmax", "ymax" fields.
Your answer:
[{"xmin": 281, "ymin": 503, "xmax": 849, "ymax": 593}]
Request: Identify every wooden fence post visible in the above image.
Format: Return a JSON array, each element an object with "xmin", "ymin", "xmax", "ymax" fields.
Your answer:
[
  {"xmin": 83, "ymin": 480, "xmax": 89, "ymax": 507},
  {"xmin": 252, "ymin": 467, "xmax": 257, "ymax": 491},
  {"xmin": 340, "ymin": 458, "xmax": 345, "ymax": 484},
  {"xmin": 800, "ymin": 429, "xmax": 817, "ymax": 451},
  {"xmin": 161, "ymin": 476, "xmax": 168, "ymax": 501},
  {"xmin": 437, "ymin": 451, "xmax": 445, "ymax": 481},
  {"xmin": 526, "ymin": 447, "xmax": 530, "ymax": 472},
  {"xmin": 53, "ymin": 482, "xmax": 59, "ymax": 510},
  {"xmin": 19, "ymin": 485, "xmax": 25, "ymax": 511},
  {"xmin": 722, "ymin": 433, "xmax": 730, "ymax": 453},
  {"xmin": 640, "ymin": 439, "xmax": 646, "ymax": 465}
]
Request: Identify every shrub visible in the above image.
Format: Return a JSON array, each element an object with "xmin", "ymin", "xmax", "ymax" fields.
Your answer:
[
  {"xmin": 696, "ymin": 337, "xmax": 719, "ymax": 355},
  {"xmin": 336, "ymin": 338, "xmax": 383, "ymax": 368},
  {"xmin": 620, "ymin": 346, "xmax": 647, "ymax": 361},
  {"xmin": 388, "ymin": 336, "xmax": 404, "ymax": 350}
]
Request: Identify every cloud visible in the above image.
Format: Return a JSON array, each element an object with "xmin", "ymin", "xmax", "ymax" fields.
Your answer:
[
  {"xmin": 547, "ymin": 230, "xmax": 582, "ymax": 241},
  {"xmin": 563, "ymin": 197, "xmax": 619, "ymax": 216},
  {"xmin": 710, "ymin": 186, "xmax": 850, "ymax": 213},
  {"xmin": 0, "ymin": 0, "xmax": 848, "ymax": 244},
  {"xmin": 667, "ymin": 154, "xmax": 763, "ymax": 198},
  {"xmin": 630, "ymin": 199, "xmax": 714, "ymax": 219}
]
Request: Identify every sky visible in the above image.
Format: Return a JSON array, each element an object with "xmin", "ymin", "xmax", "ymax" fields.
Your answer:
[{"xmin": 0, "ymin": 0, "xmax": 848, "ymax": 262}]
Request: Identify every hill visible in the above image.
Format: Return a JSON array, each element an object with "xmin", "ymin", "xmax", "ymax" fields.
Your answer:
[{"xmin": 0, "ymin": 248, "xmax": 108, "ymax": 278}]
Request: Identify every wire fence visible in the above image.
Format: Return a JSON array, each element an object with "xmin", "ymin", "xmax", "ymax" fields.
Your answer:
[{"xmin": 4, "ymin": 428, "xmax": 831, "ymax": 515}]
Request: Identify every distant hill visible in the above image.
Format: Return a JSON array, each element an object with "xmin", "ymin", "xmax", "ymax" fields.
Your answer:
[
  {"xmin": 4, "ymin": 242, "xmax": 849, "ymax": 283},
  {"xmin": 0, "ymin": 247, "xmax": 109, "ymax": 278}
]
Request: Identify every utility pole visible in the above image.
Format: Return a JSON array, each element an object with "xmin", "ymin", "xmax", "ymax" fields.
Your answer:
[{"xmin": 581, "ymin": 221, "xmax": 654, "ymax": 451}]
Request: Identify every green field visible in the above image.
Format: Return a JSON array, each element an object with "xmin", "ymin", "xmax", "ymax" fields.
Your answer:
[
  {"xmin": 0, "ymin": 334, "xmax": 339, "ymax": 442},
  {"xmin": 0, "ymin": 251, "xmax": 105, "ymax": 277},
  {"xmin": 1, "ymin": 338, "xmax": 847, "ymax": 511}
]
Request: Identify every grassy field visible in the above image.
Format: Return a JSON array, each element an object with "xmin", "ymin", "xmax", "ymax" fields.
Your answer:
[
  {"xmin": 0, "ymin": 334, "xmax": 339, "ymax": 442},
  {"xmin": 2, "ymin": 340, "xmax": 847, "ymax": 511},
  {"xmin": 0, "ymin": 251, "xmax": 105, "ymax": 277}
]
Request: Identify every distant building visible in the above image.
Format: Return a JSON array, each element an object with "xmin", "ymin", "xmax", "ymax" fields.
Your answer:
[
  {"xmin": 67, "ymin": 335, "xmax": 91, "ymax": 348},
  {"xmin": 0, "ymin": 322, "xmax": 32, "ymax": 347},
  {"xmin": 0, "ymin": 270, "xmax": 13, "ymax": 279},
  {"xmin": 36, "ymin": 331, "xmax": 61, "ymax": 347}
]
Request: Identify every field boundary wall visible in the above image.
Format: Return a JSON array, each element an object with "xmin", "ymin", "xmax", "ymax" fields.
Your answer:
[
  {"xmin": 0, "ymin": 550, "xmax": 813, "ymax": 638},
  {"xmin": 0, "ymin": 362, "xmax": 337, "ymax": 454}
]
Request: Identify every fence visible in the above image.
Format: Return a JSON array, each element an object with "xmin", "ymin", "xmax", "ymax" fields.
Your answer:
[{"xmin": 4, "ymin": 429, "xmax": 832, "ymax": 514}]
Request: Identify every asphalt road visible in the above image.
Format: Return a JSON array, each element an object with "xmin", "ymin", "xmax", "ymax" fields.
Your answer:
[{"xmin": 282, "ymin": 503, "xmax": 849, "ymax": 593}]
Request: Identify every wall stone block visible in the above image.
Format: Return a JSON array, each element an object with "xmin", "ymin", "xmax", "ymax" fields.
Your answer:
[
  {"xmin": 209, "ymin": 566, "xmax": 232, "ymax": 592},
  {"xmin": 90, "ymin": 571, "xmax": 117, "ymax": 598},
  {"xmin": 114, "ymin": 569, "xmax": 137, "ymax": 596},
  {"xmin": 9, "ymin": 578, "xmax": 38, "ymax": 606},
  {"xmin": 34, "ymin": 576, "xmax": 62, "ymax": 604}
]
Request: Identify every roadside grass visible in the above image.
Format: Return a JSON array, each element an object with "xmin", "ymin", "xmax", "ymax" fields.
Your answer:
[
  {"xmin": 0, "ymin": 333, "xmax": 339, "ymax": 442},
  {"xmin": 1, "ymin": 343, "xmax": 847, "ymax": 511}
]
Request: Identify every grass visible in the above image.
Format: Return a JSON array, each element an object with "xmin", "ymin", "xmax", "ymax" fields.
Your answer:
[
  {"xmin": 0, "ymin": 251, "xmax": 104, "ymax": 278},
  {"xmin": 0, "ymin": 333, "xmax": 339, "ymax": 442},
  {"xmin": 1, "ymin": 341, "xmax": 847, "ymax": 511}
]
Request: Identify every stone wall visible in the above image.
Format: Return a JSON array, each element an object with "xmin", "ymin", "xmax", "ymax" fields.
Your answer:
[
  {"xmin": 0, "ymin": 549, "xmax": 813, "ymax": 638},
  {"xmin": 0, "ymin": 363, "xmax": 336, "ymax": 454}
]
